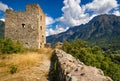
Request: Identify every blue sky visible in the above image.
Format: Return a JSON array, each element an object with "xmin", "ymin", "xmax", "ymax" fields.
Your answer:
[{"xmin": 0, "ymin": 0, "xmax": 120, "ymax": 36}]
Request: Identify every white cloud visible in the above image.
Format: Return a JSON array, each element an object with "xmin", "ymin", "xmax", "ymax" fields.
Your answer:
[
  {"xmin": 57, "ymin": 0, "xmax": 120, "ymax": 27},
  {"xmin": 112, "ymin": 7, "xmax": 120, "ymax": 16},
  {"xmin": 85, "ymin": 0, "xmax": 118, "ymax": 14},
  {"xmin": 46, "ymin": 25, "xmax": 69, "ymax": 36},
  {"xmin": 46, "ymin": 15, "xmax": 57, "ymax": 36},
  {"xmin": 46, "ymin": 16, "xmax": 55, "ymax": 26},
  {"xmin": 47, "ymin": 0, "xmax": 120, "ymax": 36},
  {"xmin": 58, "ymin": 0, "xmax": 90, "ymax": 26},
  {"xmin": 0, "ymin": 2, "xmax": 11, "ymax": 22},
  {"xmin": 0, "ymin": 18, "xmax": 5, "ymax": 21},
  {"xmin": 46, "ymin": 16, "xmax": 69, "ymax": 36},
  {"xmin": 113, "ymin": 10, "xmax": 120, "ymax": 16},
  {"xmin": 0, "ymin": 2, "xmax": 9, "ymax": 12}
]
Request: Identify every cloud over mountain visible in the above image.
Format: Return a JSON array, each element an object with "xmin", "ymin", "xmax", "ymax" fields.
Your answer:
[
  {"xmin": 0, "ymin": 0, "xmax": 119, "ymax": 36},
  {"xmin": 58, "ymin": 0, "xmax": 90, "ymax": 26},
  {"xmin": 46, "ymin": 25, "xmax": 69, "ymax": 36},
  {"xmin": 85, "ymin": 0, "xmax": 118, "ymax": 14},
  {"xmin": 58, "ymin": 0, "xmax": 119, "ymax": 27},
  {"xmin": 0, "ymin": 18, "xmax": 5, "ymax": 21},
  {"xmin": 46, "ymin": 0, "xmax": 120, "ymax": 36},
  {"xmin": 0, "ymin": 2, "xmax": 9, "ymax": 12},
  {"xmin": 46, "ymin": 16, "xmax": 55, "ymax": 26},
  {"xmin": 0, "ymin": 2, "xmax": 12, "ymax": 22}
]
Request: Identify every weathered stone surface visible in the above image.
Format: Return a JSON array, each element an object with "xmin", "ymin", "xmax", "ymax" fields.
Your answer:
[
  {"xmin": 55, "ymin": 49, "xmax": 113, "ymax": 81},
  {"xmin": 5, "ymin": 4, "xmax": 46, "ymax": 49},
  {"xmin": 54, "ymin": 42, "xmax": 63, "ymax": 48}
]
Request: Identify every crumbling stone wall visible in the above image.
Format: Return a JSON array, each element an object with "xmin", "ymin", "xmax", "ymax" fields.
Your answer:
[
  {"xmin": 5, "ymin": 4, "xmax": 46, "ymax": 49},
  {"xmin": 54, "ymin": 49, "xmax": 113, "ymax": 81}
]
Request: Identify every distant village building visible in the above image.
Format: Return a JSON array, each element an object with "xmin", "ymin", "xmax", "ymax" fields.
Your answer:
[{"xmin": 5, "ymin": 4, "xmax": 46, "ymax": 49}]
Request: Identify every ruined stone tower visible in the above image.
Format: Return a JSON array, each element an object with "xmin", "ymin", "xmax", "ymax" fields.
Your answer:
[{"xmin": 5, "ymin": 4, "xmax": 46, "ymax": 49}]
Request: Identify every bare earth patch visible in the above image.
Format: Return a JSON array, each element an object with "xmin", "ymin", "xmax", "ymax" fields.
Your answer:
[{"xmin": 0, "ymin": 48, "xmax": 53, "ymax": 81}]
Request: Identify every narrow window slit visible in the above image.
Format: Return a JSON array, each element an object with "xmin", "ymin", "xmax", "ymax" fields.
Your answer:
[
  {"xmin": 22, "ymin": 23, "xmax": 25, "ymax": 28},
  {"xmin": 40, "ymin": 26, "xmax": 42, "ymax": 30}
]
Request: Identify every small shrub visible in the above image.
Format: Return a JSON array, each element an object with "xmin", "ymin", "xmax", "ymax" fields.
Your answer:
[
  {"xmin": 0, "ymin": 38, "xmax": 25, "ymax": 54},
  {"xmin": 10, "ymin": 65, "xmax": 18, "ymax": 74}
]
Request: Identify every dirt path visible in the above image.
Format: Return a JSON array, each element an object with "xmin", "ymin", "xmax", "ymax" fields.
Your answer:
[
  {"xmin": 17, "ymin": 55, "xmax": 51, "ymax": 81},
  {"xmin": 0, "ymin": 49, "xmax": 53, "ymax": 81}
]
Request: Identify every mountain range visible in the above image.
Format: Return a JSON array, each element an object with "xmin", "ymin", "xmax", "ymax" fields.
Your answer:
[
  {"xmin": 0, "ymin": 14, "xmax": 120, "ymax": 51},
  {"xmin": 47, "ymin": 14, "xmax": 120, "ymax": 51}
]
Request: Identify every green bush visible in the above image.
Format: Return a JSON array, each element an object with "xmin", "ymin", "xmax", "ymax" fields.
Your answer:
[
  {"xmin": 10, "ymin": 65, "xmax": 18, "ymax": 74},
  {"xmin": 62, "ymin": 39, "xmax": 120, "ymax": 81},
  {"xmin": 0, "ymin": 38, "xmax": 25, "ymax": 54}
]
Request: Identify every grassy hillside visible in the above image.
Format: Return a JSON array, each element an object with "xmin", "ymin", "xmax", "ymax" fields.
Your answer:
[
  {"xmin": 0, "ymin": 48, "xmax": 53, "ymax": 81},
  {"xmin": 0, "ymin": 38, "xmax": 54, "ymax": 81}
]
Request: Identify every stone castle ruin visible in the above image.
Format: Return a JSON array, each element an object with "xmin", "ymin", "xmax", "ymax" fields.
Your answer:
[{"xmin": 5, "ymin": 4, "xmax": 46, "ymax": 49}]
